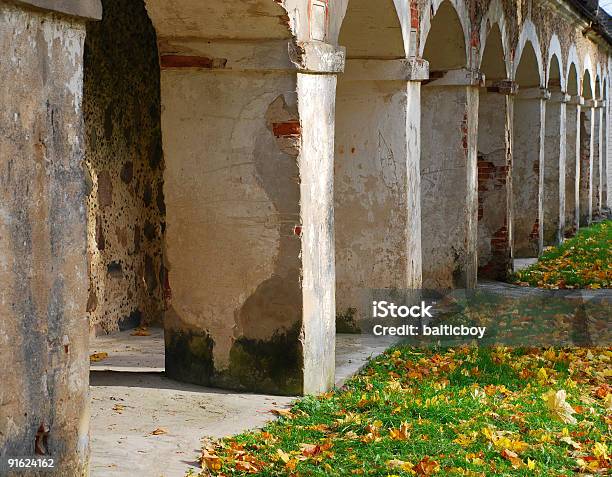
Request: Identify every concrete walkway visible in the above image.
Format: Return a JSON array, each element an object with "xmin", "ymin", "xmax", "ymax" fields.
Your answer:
[{"xmin": 89, "ymin": 330, "xmax": 397, "ymax": 477}]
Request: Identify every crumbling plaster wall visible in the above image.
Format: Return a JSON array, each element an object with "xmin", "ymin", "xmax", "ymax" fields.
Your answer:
[
  {"xmin": 84, "ymin": 0, "xmax": 164, "ymax": 334},
  {"xmin": 0, "ymin": 3, "xmax": 91, "ymax": 474}
]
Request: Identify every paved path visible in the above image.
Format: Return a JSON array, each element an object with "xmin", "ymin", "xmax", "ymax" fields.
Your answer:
[{"xmin": 90, "ymin": 330, "xmax": 398, "ymax": 477}]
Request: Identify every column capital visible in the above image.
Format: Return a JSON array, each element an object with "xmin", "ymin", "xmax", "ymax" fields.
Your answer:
[
  {"xmin": 342, "ymin": 57, "xmax": 429, "ymax": 81},
  {"xmin": 516, "ymin": 87, "xmax": 551, "ymax": 100},
  {"xmin": 583, "ymin": 99, "xmax": 598, "ymax": 108},
  {"xmin": 424, "ymin": 68, "xmax": 485, "ymax": 87},
  {"xmin": 485, "ymin": 79, "xmax": 518, "ymax": 95},
  {"xmin": 567, "ymin": 95, "xmax": 584, "ymax": 105},
  {"xmin": 548, "ymin": 92, "xmax": 571, "ymax": 103},
  {"xmin": 290, "ymin": 41, "xmax": 346, "ymax": 74}
]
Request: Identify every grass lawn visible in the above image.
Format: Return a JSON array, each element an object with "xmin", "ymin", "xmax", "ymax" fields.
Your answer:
[
  {"xmin": 191, "ymin": 346, "xmax": 611, "ymax": 476},
  {"xmin": 511, "ymin": 220, "xmax": 612, "ymax": 289}
]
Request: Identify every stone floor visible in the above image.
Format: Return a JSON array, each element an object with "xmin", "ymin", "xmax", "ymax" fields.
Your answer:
[{"xmin": 89, "ymin": 329, "xmax": 398, "ymax": 477}]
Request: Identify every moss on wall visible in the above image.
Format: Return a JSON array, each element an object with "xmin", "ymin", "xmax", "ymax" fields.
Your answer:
[{"xmin": 84, "ymin": 0, "xmax": 165, "ymax": 333}]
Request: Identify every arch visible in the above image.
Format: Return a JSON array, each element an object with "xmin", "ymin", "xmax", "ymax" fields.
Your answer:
[
  {"xmin": 547, "ymin": 35, "xmax": 565, "ymax": 91},
  {"xmin": 478, "ymin": 0, "xmax": 510, "ymax": 77},
  {"xmin": 479, "ymin": 23, "xmax": 508, "ymax": 80},
  {"xmin": 548, "ymin": 53, "xmax": 562, "ymax": 92},
  {"xmin": 144, "ymin": 0, "xmax": 337, "ymax": 394},
  {"xmin": 145, "ymin": 0, "xmax": 292, "ymax": 40},
  {"xmin": 338, "ymin": 0, "xmax": 406, "ymax": 58},
  {"xmin": 566, "ymin": 45, "xmax": 581, "ymax": 95},
  {"xmin": 419, "ymin": 0, "xmax": 470, "ymax": 68},
  {"xmin": 595, "ymin": 72, "xmax": 602, "ymax": 100},
  {"xmin": 583, "ymin": 69, "xmax": 594, "ymax": 99},
  {"xmin": 582, "ymin": 55, "xmax": 595, "ymax": 97},
  {"xmin": 567, "ymin": 60, "xmax": 580, "ymax": 96},
  {"xmin": 421, "ymin": 0, "xmax": 468, "ymax": 71},
  {"xmin": 513, "ymin": 20, "xmax": 544, "ymax": 86}
]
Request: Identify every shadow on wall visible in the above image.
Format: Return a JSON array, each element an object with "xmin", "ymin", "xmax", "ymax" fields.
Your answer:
[{"xmin": 84, "ymin": 0, "xmax": 166, "ymax": 335}]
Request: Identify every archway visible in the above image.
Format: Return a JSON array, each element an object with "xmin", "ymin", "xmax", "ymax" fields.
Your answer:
[
  {"xmin": 142, "ymin": 0, "xmax": 337, "ymax": 395},
  {"xmin": 543, "ymin": 53, "xmax": 564, "ymax": 245},
  {"xmin": 334, "ymin": 0, "xmax": 414, "ymax": 330},
  {"xmin": 512, "ymin": 39, "xmax": 543, "ymax": 258},
  {"xmin": 579, "ymin": 69, "xmax": 594, "ymax": 225},
  {"xmin": 565, "ymin": 62, "xmax": 580, "ymax": 236},
  {"xmin": 477, "ymin": 23, "xmax": 512, "ymax": 280},
  {"xmin": 421, "ymin": 0, "xmax": 477, "ymax": 289}
]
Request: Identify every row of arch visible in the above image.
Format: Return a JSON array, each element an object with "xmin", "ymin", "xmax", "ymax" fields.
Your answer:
[{"xmin": 339, "ymin": 0, "xmax": 609, "ymax": 97}]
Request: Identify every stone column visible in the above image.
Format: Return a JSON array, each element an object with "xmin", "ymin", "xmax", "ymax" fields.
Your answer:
[
  {"xmin": 421, "ymin": 69, "xmax": 481, "ymax": 289},
  {"xmin": 565, "ymin": 95, "xmax": 582, "ymax": 235},
  {"xmin": 0, "ymin": 1, "xmax": 101, "ymax": 475},
  {"xmin": 579, "ymin": 101, "xmax": 595, "ymax": 226},
  {"xmin": 334, "ymin": 58, "xmax": 427, "ymax": 327},
  {"xmin": 543, "ymin": 92, "xmax": 569, "ymax": 245},
  {"xmin": 513, "ymin": 87, "xmax": 548, "ymax": 257},
  {"xmin": 143, "ymin": 13, "xmax": 344, "ymax": 394},
  {"xmin": 477, "ymin": 80, "xmax": 516, "ymax": 280}
]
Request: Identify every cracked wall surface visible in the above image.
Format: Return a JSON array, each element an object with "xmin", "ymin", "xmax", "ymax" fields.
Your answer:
[
  {"xmin": 0, "ymin": 3, "xmax": 90, "ymax": 474},
  {"xmin": 84, "ymin": 0, "xmax": 164, "ymax": 334}
]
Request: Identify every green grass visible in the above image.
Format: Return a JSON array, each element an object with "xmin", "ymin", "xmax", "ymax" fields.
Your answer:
[
  {"xmin": 511, "ymin": 220, "xmax": 612, "ymax": 289},
  {"xmin": 190, "ymin": 346, "xmax": 611, "ymax": 476}
]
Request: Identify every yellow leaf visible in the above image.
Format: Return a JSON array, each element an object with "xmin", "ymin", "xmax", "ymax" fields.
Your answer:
[
  {"xmin": 527, "ymin": 458, "xmax": 536, "ymax": 470},
  {"xmin": 542, "ymin": 389, "xmax": 577, "ymax": 424},
  {"xmin": 593, "ymin": 442, "xmax": 608, "ymax": 459},
  {"xmin": 276, "ymin": 448, "xmax": 290, "ymax": 463}
]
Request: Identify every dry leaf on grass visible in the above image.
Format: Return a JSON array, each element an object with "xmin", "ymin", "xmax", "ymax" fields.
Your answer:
[{"xmin": 542, "ymin": 389, "xmax": 577, "ymax": 424}]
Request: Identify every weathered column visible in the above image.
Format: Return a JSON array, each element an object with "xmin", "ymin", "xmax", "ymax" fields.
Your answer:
[
  {"xmin": 334, "ymin": 58, "xmax": 427, "ymax": 326},
  {"xmin": 512, "ymin": 87, "xmax": 548, "ymax": 257},
  {"xmin": 421, "ymin": 69, "xmax": 480, "ymax": 289},
  {"xmin": 565, "ymin": 95, "xmax": 582, "ymax": 235},
  {"xmin": 579, "ymin": 102, "xmax": 595, "ymax": 225},
  {"xmin": 144, "ymin": 0, "xmax": 342, "ymax": 395},
  {"xmin": 477, "ymin": 80, "xmax": 516, "ymax": 280},
  {"xmin": 0, "ymin": 1, "xmax": 101, "ymax": 475},
  {"xmin": 543, "ymin": 92, "xmax": 569, "ymax": 245}
]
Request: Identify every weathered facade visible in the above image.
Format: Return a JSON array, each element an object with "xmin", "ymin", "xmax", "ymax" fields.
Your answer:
[{"xmin": 1, "ymin": 0, "xmax": 611, "ymax": 474}]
